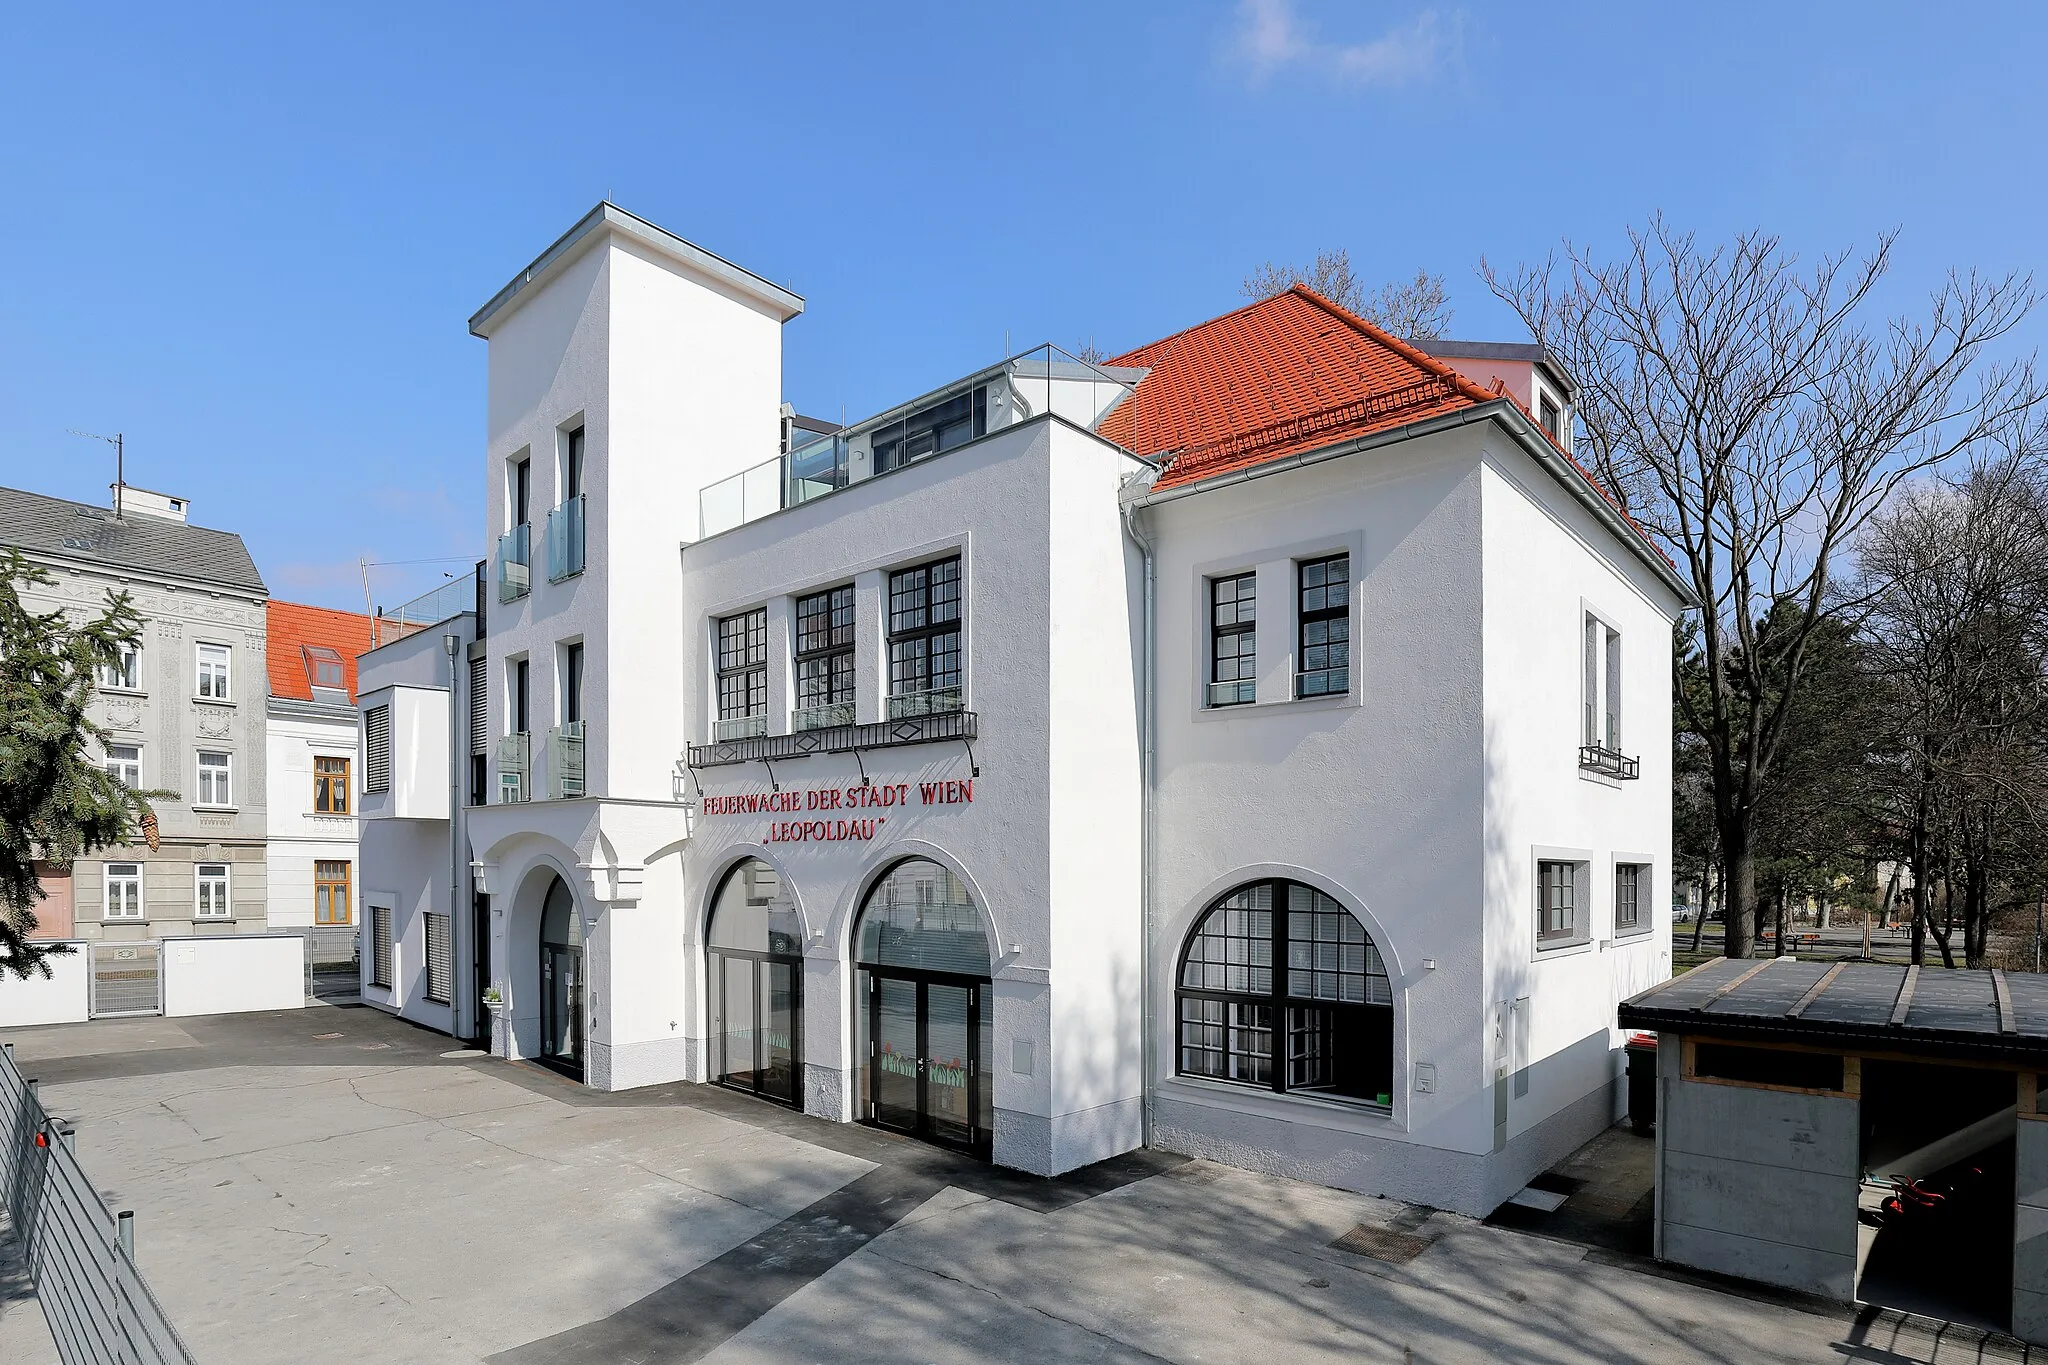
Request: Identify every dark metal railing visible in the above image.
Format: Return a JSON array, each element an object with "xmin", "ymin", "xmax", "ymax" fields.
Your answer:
[
  {"xmin": 1, "ymin": 1042, "xmax": 197, "ymax": 1365},
  {"xmin": 1579, "ymin": 744, "xmax": 1641, "ymax": 780},
  {"xmin": 688, "ymin": 708, "xmax": 977, "ymax": 768}
]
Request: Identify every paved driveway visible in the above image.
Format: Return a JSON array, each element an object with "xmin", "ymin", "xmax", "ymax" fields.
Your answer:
[{"xmin": 0, "ymin": 1001, "xmax": 2030, "ymax": 1363}]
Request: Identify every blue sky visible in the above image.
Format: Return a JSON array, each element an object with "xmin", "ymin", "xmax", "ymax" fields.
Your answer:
[{"xmin": 3, "ymin": 2, "xmax": 2044, "ymax": 611}]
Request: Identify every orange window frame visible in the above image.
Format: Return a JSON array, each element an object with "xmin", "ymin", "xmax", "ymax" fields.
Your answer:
[
  {"xmin": 315, "ymin": 755, "xmax": 350, "ymax": 815},
  {"xmin": 314, "ymin": 860, "xmax": 352, "ymax": 925}
]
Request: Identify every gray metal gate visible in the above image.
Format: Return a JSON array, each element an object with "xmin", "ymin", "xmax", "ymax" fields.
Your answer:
[
  {"xmin": 88, "ymin": 943, "xmax": 161, "ymax": 1019},
  {"xmin": 1, "ymin": 1042, "xmax": 198, "ymax": 1363}
]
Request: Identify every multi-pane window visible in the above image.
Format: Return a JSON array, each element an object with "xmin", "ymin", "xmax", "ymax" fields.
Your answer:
[
  {"xmin": 1296, "ymin": 555, "xmax": 1350, "ymax": 698},
  {"xmin": 1538, "ymin": 860, "xmax": 1582, "ymax": 944},
  {"xmin": 97, "ymin": 643, "xmax": 140, "ymax": 691},
  {"xmin": 794, "ymin": 585, "xmax": 855, "ymax": 723},
  {"xmin": 303, "ymin": 645, "xmax": 346, "ymax": 694},
  {"xmin": 1615, "ymin": 863, "xmax": 1648, "ymax": 934},
  {"xmin": 887, "ymin": 556, "xmax": 962, "ymax": 706},
  {"xmin": 104, "ymin": 744, "xmax": 140, "ymax": 788},
  {"xmin": 716, "ymin": 609, "xmax": 769, "ymax": 721},
  {"xmin": 103, "ymin": 863, "xmax": 142, "ymax": 919},
  {"xmin": 1177, "ymin": 880, "xmax": 1393, "ymax": 1105},
  {"xmin": 196, "ymin": 643, "xmax": 231, "ymax": 700},
  {"xmin": 196, "ymin": 751, "xmax": 232, "ymax": 807},
  {"xmin": 314, "ymin": 756, "xmax": 350, "ymax": 814},
  {"xmin": 195, "ymin": 863, "xmax": 231, "ymax": 918},
  {"xmin": 315, "ymin": 860, "xmax": 351, "ymax": 925},
  {"xmin": 1209, "ymin": 573, "xmax": 1256, "ymax": 706},
  {"xmin": 1584, "ymin": 613, "xmax": 1622, "ymax": 750}
]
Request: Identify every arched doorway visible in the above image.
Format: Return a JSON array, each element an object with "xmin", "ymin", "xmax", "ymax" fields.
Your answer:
[
  {"xmin": 853, "ymin": 858, "xmax": 992, "ymax": 1156},
  {"xmin": 538, "ymin": 874, "xmax": 584, "ymax": 1079},
  {"xmin": 1175, "ymin": 878, "xmax": 1394, "ymax": 1106},
  {"xmin": 706, "ymin": 859, "xmax": 803, "ymax": 1106}
]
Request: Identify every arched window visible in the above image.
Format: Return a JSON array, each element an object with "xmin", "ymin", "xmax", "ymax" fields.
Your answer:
[
  {"xmin": 1177, "ymin": 879, "xmax": 1393, "ymax": 1106},
  {"xmin": 852, "ymin": 858, "xmax": 992, "ymax": 1154},
  {"xmin": 706, "ymin": 859, "xmax": 802, "ymax": 1106}
]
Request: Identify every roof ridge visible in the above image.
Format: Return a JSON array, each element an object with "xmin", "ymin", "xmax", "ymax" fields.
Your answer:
[
  {"xmin": 1283, "ymin": 286, "xmax": 1503, "ymax": 409},
  {"xmin": 1103, "ymin": 286, "xmax": 1333, "ymax": 369}
]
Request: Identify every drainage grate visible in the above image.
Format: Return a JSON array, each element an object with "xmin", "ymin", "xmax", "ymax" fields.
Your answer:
[{"xmin": 1330, "ymin": 1223, "xmax": 1435, "ymax": 1264}]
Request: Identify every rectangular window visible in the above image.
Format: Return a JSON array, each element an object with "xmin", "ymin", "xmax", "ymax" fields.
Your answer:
[
  {"xmin": 511, "ymin": 657, "xmax": 531, "ymax": 733},
  {"xmin": 97, "ymin": 643, "xmax": 140, "ymax": 691},
  {"xmin": 369, "ymin": 905, "xmax": 393, "ymax": 989},
  {"xmin": 1540, "ymin": 394, "xmax": 1562, "ymax": 440},
  {"xmin": 1537, "ymin": 860, "xmax": 1582, "ymax": 944},
  {"xmin": 195, "ymin": 751, "xmax": 233, "ymax": 807},
  {"xmin": 314, "ymin": 755, "xmax": 350, "ymax": 814},
  {"xmin": 1584, "ymin": 613, "xmax": 1622, "ymax": 750},
  {"xmin": 512, "ymin": 456, "xmax": 531, "ymax": 527},
  {"xmin": 105, "ymin": 743, "xmax": 140, "ymax": 788},
  {"xmin": 1615, "ymin": 863, "xmax": 1648, "ymax": 934},
  {"xmin": 315, "ymin": 860, "xmax": 352, "ymax": 925},
  {"xmin": 303, "ymin": 645, "xmax": 346, "ymax": 694},
  {"xmin": 469, "ymin": 655, "xmax": 489, "ymax": 754},
  {"xmin": 563, "ymin": 427, "xmax": 584, "ymax": 499},
  {"xmin": 103, "ymin": 863, "xmax": 142, "ymax": 919},
  {"xmin": 872, "ymin": 386, "xmax": 987, "ymax": 473},
  {"xmin": 794, "ymin": 584, "xmax": 855, "ymax": 724},
  {"xmin": 716, "ymin": 609, "xmax": 769, "ymax": 721},
  {"xmin": 563, "ymin": 642, "xmax": 584, "ymax": 724},
  {"xmin": 1296, "ymin": 554, "xmax": 1350, "ymax": 698},
  {"xmin": 424, "ymin": 912, "xmax": 453, "ymax": 1005},
  {"xmin": 195, "ymin": 863, "xmax": 231, "ymax": 918},
  {"xmin": 196, "ymin": 643, "xmax": 231, "ymax": 700},
  {"xmin": 887, "ymin": 556, "xmax": 963, "ymax": 708},
  {"xmin": 1209, "ymin": 573, "xmax": 1257, "ymax": 706},
  {"xmin": 364, "ymin": 705, "xmax": 391, "ymax": 793}
]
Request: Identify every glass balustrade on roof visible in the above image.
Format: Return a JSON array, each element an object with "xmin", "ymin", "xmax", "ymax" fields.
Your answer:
[{"xmin": 697, "ymin": 344, "xmax": 1141, "ymax": 540}]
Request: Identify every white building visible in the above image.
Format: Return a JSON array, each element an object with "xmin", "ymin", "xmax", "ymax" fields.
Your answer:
[
  {"xmin": 263, "ymin": 601, "xmax": 372, "ymax": 941},
  {"xmin": 358, "ymin": 203, "xmax": 1691, "ymax": 1214}
]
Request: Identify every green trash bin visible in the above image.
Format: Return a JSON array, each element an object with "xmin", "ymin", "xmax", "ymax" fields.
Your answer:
[{"xmin": 1625, "ymin": 1033, "xmax": 1657, "ymax": 1134}]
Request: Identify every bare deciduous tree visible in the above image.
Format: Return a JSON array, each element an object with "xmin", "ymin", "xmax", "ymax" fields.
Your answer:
[
  {"xmin": 1486, "ymin": 218, "xmax": 2041, "ymax": 957},
  {"xmin": 1241, "ymin": 250, "xmax": 1453, "ymax": 338}
]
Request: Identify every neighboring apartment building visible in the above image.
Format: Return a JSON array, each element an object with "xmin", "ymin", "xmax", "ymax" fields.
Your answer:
[
  {"xmin": 3, "ymin": 483, "xmax": 271, "ymax": 939},
  {"xmin": 264, "ymin": 601, "xmax": 371, "ymax": 937},
  {"xmin": 359, "ymin": 203, "xmax": 1689, "ymax": 1215}
]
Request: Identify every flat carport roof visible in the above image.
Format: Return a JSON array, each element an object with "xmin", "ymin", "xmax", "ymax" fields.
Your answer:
[{"xmin": 1619, "ymin": 957, "xmax": 2048, "ymax": 1065}]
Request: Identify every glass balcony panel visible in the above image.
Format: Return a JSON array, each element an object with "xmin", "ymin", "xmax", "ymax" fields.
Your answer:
[
  {"xmin": 792, "ymin": 702, "xmax": 856, "ymax": 732},
  {"xmin": 1207, "ymin": 680, "xmax": 1256, "ymax": 707},
  {"xmin": 712, "ymin": 715, "xmax": 768, "ymax": 742},
  {"xmin": 545, "ymin": 495, "xmax": 585, "ymax": 583},
  {"xmin": 886, "ymin": 686, "xmax": 963, "ymax": 720},
  {"xmin": 550, "ymin": 721, "xmax": 585, "ymax": 799},
  {"xmin": 497, "ymin": 524, "xmax": 531, "ymax": 604},
  {"xmin": 497, "ymin": 732, "xmax": 531, "ymax": 803}
]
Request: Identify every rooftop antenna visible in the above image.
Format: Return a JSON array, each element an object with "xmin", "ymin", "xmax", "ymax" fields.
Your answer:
[{"xmin": 68, "ymin": 430, "xmax": 125, "ymax": 520}]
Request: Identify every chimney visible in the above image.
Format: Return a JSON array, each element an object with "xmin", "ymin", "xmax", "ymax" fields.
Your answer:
[{"xmin": 111, "ymin": 485, "xmax": 190, "ymax": 523}]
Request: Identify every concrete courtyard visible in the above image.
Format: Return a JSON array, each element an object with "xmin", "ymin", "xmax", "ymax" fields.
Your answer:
[{"xmin": 0, "ymin": 1001, "xmax": 2030, "ymax": 1364}]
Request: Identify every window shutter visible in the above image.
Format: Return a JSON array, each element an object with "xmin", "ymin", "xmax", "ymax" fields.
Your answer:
[
  {"xmin": 365, "ymin": 705, "xmax": 391, "ymax": 793},
  {"xmin": 469, "ymin": 656, "xmax": 488, "ymax": 754},
  {"xmin": 424, "ymin": 913, "xmax": 453, "ymax": 1004}
]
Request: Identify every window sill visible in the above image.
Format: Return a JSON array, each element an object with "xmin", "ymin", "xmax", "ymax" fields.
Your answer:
[
  {"xmin": 192, "ymin": 805, "xmax": 239, "ymax": 814},
  {"xmin": 1534, "ymin": 936, "xmax": 1594, "ymax": 959},
  {"xmin": 1160, "ymin": 1075, "xmax": 1396, "ymax": 1127},
  {"xmin": 193, "ymin": 696, "xmax": 235, "ymax": 708},
  {"xmin": 1191, "ymin": 689, "xmax": 1357, "ymax": 724},
  {"xmin": 96, "ymin": 686, "xmax": 147, "ymax": 698},
  {"xmin": 1611, "ymin": 925, "xmax": 1654, "ymax": 943}
]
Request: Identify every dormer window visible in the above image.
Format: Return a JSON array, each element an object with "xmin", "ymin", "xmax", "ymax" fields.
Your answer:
[
  {"xmin": 1539, "ymin": 394, "xmax": 1562, "ymax": 441},
  {"xmin": 303, "ymin": 645, "xmax": 347, "ymax": 697}
]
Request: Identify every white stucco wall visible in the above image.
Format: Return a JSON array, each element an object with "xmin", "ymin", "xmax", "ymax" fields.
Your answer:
[
  {"xmin": 161, "ymin": 934, "xmax": 305, "ymax": 1015},
  {"xmin": 264, "ymin": 707, "xmax": 360, "ymax": 927}
]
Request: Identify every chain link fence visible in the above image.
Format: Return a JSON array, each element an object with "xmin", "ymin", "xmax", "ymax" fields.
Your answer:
[{"xmin": 0, "ymin": 1042, "xmax": 196, "ymax": 1364}]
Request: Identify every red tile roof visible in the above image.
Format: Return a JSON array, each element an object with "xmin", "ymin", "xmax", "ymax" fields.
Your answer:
[
  {"xmin": 1099, "ymin": 285, "xmax": 1502, "ymax": 491},
  {"xmin": 266, "ymin": 600, "xmax": 376, "ymax": 702}
]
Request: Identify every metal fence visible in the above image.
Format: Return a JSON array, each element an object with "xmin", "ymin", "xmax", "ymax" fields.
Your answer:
[{"xmin": 0, "ymin": 1042, "xmax": 197, "ymax": 1364}]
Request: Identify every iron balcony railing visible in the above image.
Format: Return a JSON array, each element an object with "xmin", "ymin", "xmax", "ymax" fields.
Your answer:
[
  {"xmin": 697, "ymin": 343, "xmax": 1140, "ymax": 539},
  {"xmin": 550, "ymin": 721, "xmax": 585, "ymax": 799},
  {"xmin": 792, "ymin": 701, "xmax": 856, "ymax": 732},
  {"xmin": 690, "ymin": 707, "xmax": 977, "ymax": 768},
  {"xmin": 497, "ymin": 523, "xmax": 531, "ymax": 604},
  {"xmin": 545, "ymin": 494, "xmax": 585, "ymax": 583},
  {"xmin": 1579, "ymin": 744, "xmax": 1641, "ymax": 780},
  {"xmin": 498, "ymin": 731, "xmax": 531, "ymax": 803},
  {"xmin": 886, "ymin": 686, "xmax": 964, "ymax": 721},
  {"xmin": 712, "ymin": 714, "xmax": 769, "ymax": 742}
]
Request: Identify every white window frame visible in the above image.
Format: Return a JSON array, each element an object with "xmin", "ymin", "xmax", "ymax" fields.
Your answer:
[
  {"xmin": 103, "ymin": 862, "xmax": 143, "ymax": 920},
  {"xmin": 97, "ymin": 643, "xmax": 141, "ymax": 692},
  {"xmin": 105, "ymin": 743, "xmax": 140, "ymax": 788},
  {"xmin": 195, "ymin": 750, "xmax": 233, "ymax": 808},
  {"xmin": 195, "ymin": 863, "xmax": 231, "ymax": 918},
  {"xmin": 196, "ymin": 642, "xmax": 232, "ymax": 701}
]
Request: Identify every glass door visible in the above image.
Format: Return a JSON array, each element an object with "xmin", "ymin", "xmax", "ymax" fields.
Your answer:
[
  {"xmin": 715, "ymin": 952, "xmax": 759, "ymax": 1091},
  {"xmin": 709, "ymin": 950, "xmax": 803, "ymax": 1107},
  {"xmin": 870, "ymin": 974, "xmax": 922, "ymax": 1134},
  {"xmin": 925, "ymin": 982, "xmax": 975, "ymax": 1147},
  {"xmin": 859, "ymin": 968, "xmax": 987, "ymax": 1155},
  {"xmin": 541, "ymin": 944, "xmax": 583, "ymax": 1076},
  {"xmin": 762, "ymin": 960, "xmax": 798, "ymax": 1105}
]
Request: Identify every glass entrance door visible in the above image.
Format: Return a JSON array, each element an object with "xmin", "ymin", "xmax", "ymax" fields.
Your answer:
[
  {"xmin": 541, "ymin": 944, "xmax": 583, "ymax": 1077},
  {"xmin": 710, "ymin": 951, "xmax": 802, "ymax": 1106},
  {"xmin": 859, "ymin": 968, "xmax": 988, "ymax": 1156}
]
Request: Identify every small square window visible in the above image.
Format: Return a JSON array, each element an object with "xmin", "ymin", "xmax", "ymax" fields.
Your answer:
[{"xmin": 1537, "ymin": 859, "xmax": 1588, "ymax": 947}]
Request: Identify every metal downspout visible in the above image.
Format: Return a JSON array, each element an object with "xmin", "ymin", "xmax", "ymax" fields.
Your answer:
[
  {"xmin": 444, "ymin": 633, "xmax": 464, "ymax": 1041},
  {"xmin": 1121, "ymin": 499, "xmax": 1157, "ymax": 1148}
]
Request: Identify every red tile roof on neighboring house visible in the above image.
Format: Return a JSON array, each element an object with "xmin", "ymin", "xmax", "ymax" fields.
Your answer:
[
  {"xmin": 1099, "ymin": 285, "xmax": 1501, "ymax": 491},
  {"xmin": 266, "ymin": 600, "xmax": 377, "ymax": 702}
]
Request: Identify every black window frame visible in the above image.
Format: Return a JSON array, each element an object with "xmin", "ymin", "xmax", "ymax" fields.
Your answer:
[
  {"xmin": 1209, "ymin": 572, "xmax": 1256, "ymax": 707},
  {"xmin": 512, "ymin": 457, "xmax": 531, "ymax": 528},
  {"xmin": 716, "ymin": 608, "xmax": 769, "ymax": 721},
  {"xmin": 564, "ymin": 427, "xmax": 584, "ymax": 500},
  {"xmin": 1295, "ymin": 553, "xmax": 1350, "ymax": 699},
  {"xmin": 887, "ymin": 556, "xmax": 962, "ymax": 701},
  {"xmin": 1539, "ymin": 394, "xmax": 1562, "ymax": 441},
  {"xmin": 1537, "ymin": 859, "xmax": 1586, "ymax": 946},
  {"xmin": 511, "ymin": 658, "xmax": 531, "ymax": 735},
  {"xmin": 872, "ymin": 386, "xmax": 988, "ymax": 474},
  {"xmin": 1175, "ymin": 878, "xmax": 1394, "ymax": 1107},
  {"xmin": 563, "ymin": 642, "xmax": 584, "ymax": 725},
  {"xmin": 794, "ymin": 584, "xmax": 856, "ymax": 715}
]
